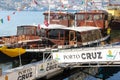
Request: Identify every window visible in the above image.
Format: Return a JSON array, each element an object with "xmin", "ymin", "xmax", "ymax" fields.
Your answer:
[
  {"xmin": 87, "ymin": 31, "xmax": 92, "ymax": 41},
  {"xmin": 59, "ymin": 30, "xmax": 64, "ymax": 38},
  {"xmin": 77, "ymin": 14, "xmax": 84, "ymax": 20},
  {"xmin": 24, "ymin": 27, "xmax": 35, "ymax": 35},
  {"xmin": 39, "ymin": 29, "xmax": 46, "ymax": 37},
  {"xmin": 87, "ymin": 15, "xmax": 92, "ymax": 20},
  {"xmin": 67, "ymin": 15, "xmax": 70, "ymax": 20},
  {"xmin": 95, "ymin": 30, "xmax": 102, "ymax": 39},
  {"xmin": 58, "ymin": 15, "xmax": 63, "ymax": 20},
  {"xmin": 45, "ymin": 15, "xmax": 48, "ymax": 20},
  {"xmin": 70, "ymin": 32, "xmax": 74, "ymax": 41},
  {"xmin": 65, "ymin": 30, "xmax": 69, "ymax": 40},
  {"xmin": 91, "ymin": 30, "xmax": 101, "ymax": 40},
  {"xmin": 94, "ymin": 14, "xmax": 102, "ymax": 20},
  {"xmin": 76, "ymin": 32, "xmax": 81, "ymax": 42},
  {"xmin": 81, "ymin": 32, "xmax": 88, "ymax": 42},
  {"xmin": 48, "ymin": 29, "xmax": 64, "ymax": 39},
  {"xmin": 49, "ymin": 30, "xmax": 58, "ymax": 39},
  {"xmin": 17, "ymin": 27, "xmax": 24, "ymax": 35}
]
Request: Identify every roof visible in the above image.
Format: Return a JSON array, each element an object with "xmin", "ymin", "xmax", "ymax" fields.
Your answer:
[
  {"xmin": 76, "ymin": 10, "xmax": 108, "ymax": 14},
  {"xmin": 17, "ymin": 25, "xmax": 37, "ymax": 28},
  {"xmin": 44, "ymin": 11, "xmax": 70, "ymax": 14},
  {"xmin": 40, "ymin": 24, "xmax": 100, "ymax": 32},
  {"xmin": 43, "ymin": 10, "xmax": 108, "ymax": 15},
  {"xmin": 18, "ymin": 39, "xmax": 42, "ymax": 43}
]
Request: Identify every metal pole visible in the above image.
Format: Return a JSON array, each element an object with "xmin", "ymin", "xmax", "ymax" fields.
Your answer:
[
  {"xmin": 48, "ymin": 0, "xmax": 51, "ymax": 24},
  {"xmin": 74, "ymin": 12, "xmax": 77, "ymax": 27},
  {"xmin": 85, "ymin": 0, "xmax": 87, "ymax": 26},
  {"xmin": 18, "ymin": 48, "xmax": 22, "ymax": 66},
  {"xmin": 43, "ymin": 52, "xmax": 45, "ymax": 63}
]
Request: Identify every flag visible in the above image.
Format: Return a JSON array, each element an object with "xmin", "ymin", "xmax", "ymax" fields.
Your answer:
[
  {"xmin": 61, "ymin": 0, "xmax": 68, "ymax": 4},
  {"xmin": 17, "ymin": 7, "xmax": 21, "ymax": 11},
  {"xmin": 61, "ymin": 4, "xmax": 64, "ymax": 8},
  {"xmin": 0, "ymin": 19, "xmax": 3, "ymax": 24},
  {"xmin": 33, "ymin": 0, "xmax": 38, "ymax": 4},
  {"xmin": 7, "ymin": 15, "xmax": 10, "ymax": 21},
  {"xmin": 44, "ymin": 20, "xmax": 49, "ymax": 27},
  {"xmin": 13, "ymin": 12, "xmax": 16, "ymax": 14},
  {"xmin": 38, "ymin": 24, "xmax": 41, "ymax": 30}
]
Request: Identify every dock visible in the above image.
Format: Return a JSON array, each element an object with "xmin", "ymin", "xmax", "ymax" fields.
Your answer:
[{"xmin": 0, "ymin": 45, "xmax": 120, "ymax": 80}]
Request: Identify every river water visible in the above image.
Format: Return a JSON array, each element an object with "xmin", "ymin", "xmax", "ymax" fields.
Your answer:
[{"xmin": 38, "ymin": 67, "xmax": 120, "ymax": 80}]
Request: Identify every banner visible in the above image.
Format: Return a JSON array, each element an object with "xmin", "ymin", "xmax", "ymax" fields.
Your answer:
[
  {"xmin": 36, "ymin": 60, "xmax": 58, "ymax": 78},
  {"xmin": 53, "ymin": 48, "xmax": 120, "ymax": 63},
  {"xmin": 5, "ymin": 66, "xmax": 36, "ymax": 80},
  {"xmin": 1, "ymin": 60, "xmax": 59, "ymax": 80}
]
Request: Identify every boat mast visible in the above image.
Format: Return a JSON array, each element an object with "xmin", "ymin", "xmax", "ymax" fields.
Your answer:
[
  {"xmin": 74, "ymin": 11, "xmax": 77, "ymax": 27},
  {"xmin": 85, "ymin": 0, "xmax": 87, "ymax": 26},
  {"xmin": 48, "ymin": 0, "xmax": 51, "ymax": 24}
]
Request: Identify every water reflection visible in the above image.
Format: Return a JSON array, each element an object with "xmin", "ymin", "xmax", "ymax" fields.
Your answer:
[
  {"xmin": 44, "ymin": 67, "xmax": 100, "ymax": 80},
  {"xmin": 64, "ymin": 67, "xmax": 99, "ymax": 80},
  {"xmin": 0, "ymin": 62, "xmax": 12, "ymax": 75}
]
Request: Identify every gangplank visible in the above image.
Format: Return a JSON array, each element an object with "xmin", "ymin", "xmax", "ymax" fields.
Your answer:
[
  {"xmin": 52, "ymin": 45, "xmax": 120, "ymax": 68},
  {"xmin": 0, "ymin": 45, "xmax": 120, "ymax": 80}
]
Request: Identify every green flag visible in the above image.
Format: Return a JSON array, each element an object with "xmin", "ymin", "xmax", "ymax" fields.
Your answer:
[{"xmin": 0, "ymin": 19, "xmax": 3, "ymax": 24}]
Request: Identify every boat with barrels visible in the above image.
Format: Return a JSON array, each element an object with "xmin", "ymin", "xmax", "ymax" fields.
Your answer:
[{"xmin": 0, "ymin": 10, "xmax": 110, "ymax": 62}]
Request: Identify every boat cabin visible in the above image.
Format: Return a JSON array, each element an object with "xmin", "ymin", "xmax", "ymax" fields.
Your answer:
[
  {"xmin": 0, "ymin": 11, "xmax": 109, "ymax": 49},
  {"xmin": 43, "ymin": 10, "xmax": 108, "ymax": 29},
  {"xmin": 39, "ymin": 25, "xmax": 103, "ymax": 47},
  {"xmin": 44, "ymin": 11, "xmax": 75, "ymax": 27},
  {"xmin": 17, "ymin": 25, "xmax": 37, "ymax": 36},
  {"xmin": 75, "ymin": 10, "xmax": 108, "ymax": 28}
]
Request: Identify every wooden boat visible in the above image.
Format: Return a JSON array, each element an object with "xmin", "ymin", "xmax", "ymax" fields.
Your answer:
[
  {"xmin": 0, "ymin": 10, "xmax": 110, "ymax": 59},
  {"xmin": 43, "ymin": 10, "xmax": 109, "ymax": 29},
  {"xmin": 37, "ymin": 24, "xmax": 109, "ymax": 48},
  {"xmin": 37, "ymin": 10, "xmax": 110, "ymax": 47}
]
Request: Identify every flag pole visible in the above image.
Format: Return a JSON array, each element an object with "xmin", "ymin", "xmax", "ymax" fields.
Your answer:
[
  {"xmin": 85, "ymin": 0, "xmax": 87, "ymax": 26},
  {"xmin": 48, "ymin": 0, "xmax": 51, "ymax": 24}
]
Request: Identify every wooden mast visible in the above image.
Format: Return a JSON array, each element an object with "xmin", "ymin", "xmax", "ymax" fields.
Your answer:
[{"xmin": 48, "ymin": 0, "xmax": 51, "ymax": 24}]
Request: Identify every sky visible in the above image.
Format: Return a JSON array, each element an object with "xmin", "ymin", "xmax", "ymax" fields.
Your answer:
[
  {"xmin": 0, "ymin": 0, "xmax": 120, "ymax": 36},
  {"xmin": 0, "ymin": 11, "xmax": 44, "ymax": 36}
]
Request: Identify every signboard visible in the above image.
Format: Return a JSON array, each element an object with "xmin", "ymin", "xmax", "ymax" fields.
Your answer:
[
  {"xmin": 5, "ymin": 66, "xmax": 36, "ymax": 80},
  {"xmin": 53, "ymin": 48, "xmax": 120, "ymax": 63},
  {"xmin": 36, "ymin": 60, "xmax": 58, "ymax": 78},
  {"xmin": 0, "ymin": 60, "xmax": 59, "ymax": 80}
]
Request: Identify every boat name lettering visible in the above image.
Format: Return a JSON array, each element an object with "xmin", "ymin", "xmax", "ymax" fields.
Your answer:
[
  {"xmin": 17, "ymin": 68, "xmax": 33, "ymax": 80},
  {"xmin": 64, "ymin": 52, "xmax": 102, "ymax": 60},
  {"xmin": 46, "ymin": 62, "xmax": 57, "ymax": 71}
]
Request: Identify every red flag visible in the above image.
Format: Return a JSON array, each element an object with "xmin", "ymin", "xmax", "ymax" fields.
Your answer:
[
  {"xmin": 7, "ymin": 15, "xmax": 10, "ymax": 21},
  {"xmin": 44, "ymin": 20, "xmax": 49, "ymax": 27},
  {"xmin": 13, "ymin": 12, "xmax": 16, "ymax": 14},
  {"xmin": 38, "ymin": 24, "xmax": 41, "ymax": 30},
  {"xmin": 33, "ymin": 0, "xmax": 38, "ymax": 4},
  {"xmin": 62, "ymin": 4, "xmax": 64, "ymax": 8}
]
